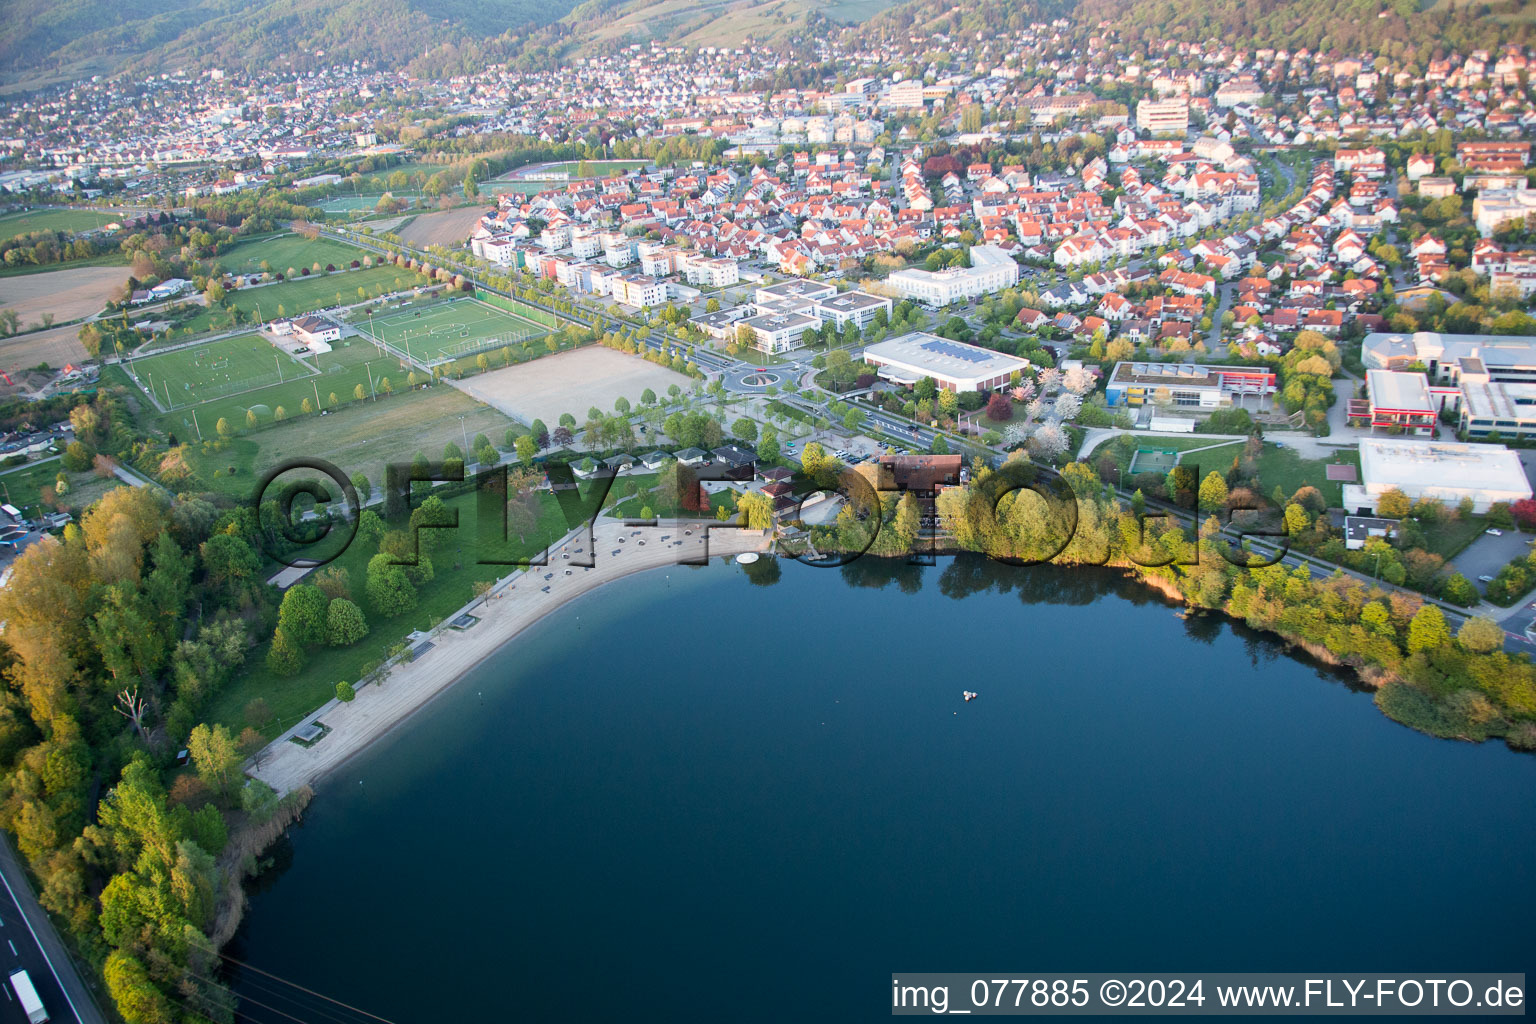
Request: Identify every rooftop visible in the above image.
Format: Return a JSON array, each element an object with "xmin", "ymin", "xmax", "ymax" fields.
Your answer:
[
  {"xmin": 1366, "ymin": 369, "xmax": 1433, "ymax": 412},
  {"xmin": 1359, "ymin": 438, "xmax": 1531, "ymax": 492},
  {"xmin": 863, "ymin": 332, "xmax": 1031, "ymax": 379}
]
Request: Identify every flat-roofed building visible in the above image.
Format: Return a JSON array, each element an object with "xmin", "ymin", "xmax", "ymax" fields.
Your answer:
[
  {"xmin": 736, "ymin": 310, "xmax": 821, "ymax": 354},
  {"xmin": 1362, "ymin": 330, "xmax": 1536, "ymax": 386},
  {"xmin": 1136, "ymin": 97, "xmax": 1190, "ymax": 135},
  {"xmin": 887, "ymin": 244, "xmax": 1020, "ymax": 306},
  {"xmin": 611, "ymin": 274, "xmax": 667, "ymax": 308},
  {"xmin": 813, "ymin": 290, "xmax": 893, "ymax": 331},
  {"xmin": 1365, "ymin": 369, "xmax": 1437, "ymax": 434},
  {"xmin": 862, "ymin": 332, "xmax": 1031, "ymax": 393},
  {"xmin": 1104, "ymin": 361, "xmax": 1277, "ymax": 408},
  {"xmin": 754, "ymin": 279, "xmax": 837, "ymax": 308},
  {"xmin": 1343, "ymin": 438, "xmax": 1533, "ymax": 514},
  {"xmin": 1457, "ymin": 359, "xmax": 1536, "ymax": 439}
]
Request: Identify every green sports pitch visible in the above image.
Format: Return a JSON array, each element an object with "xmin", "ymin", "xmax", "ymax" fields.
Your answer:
[
  {"xmin": 352, "ymin": 298, "xmax": 549, "ymax": 365},
  {"xmin": 127, "ymin": 333, "xmax": 315, "ymax": 411}
]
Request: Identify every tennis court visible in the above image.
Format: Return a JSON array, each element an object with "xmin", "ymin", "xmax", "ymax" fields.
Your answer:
[
  {"xmin": 353, "ymin": 298, "xmax": 548, "ymax": 365},
  {"xmin": 127, "ymin": 333, "xmax": 315, "ymax": 410},
  {"xmin": 1127, "ymin": 447, "xmax": 1181, "ymax": 475}
]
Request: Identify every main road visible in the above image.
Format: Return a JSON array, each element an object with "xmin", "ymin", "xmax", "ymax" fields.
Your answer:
[{"xmin": 0, "ymin": 835, "xmax": 105, "ymax": 1024}]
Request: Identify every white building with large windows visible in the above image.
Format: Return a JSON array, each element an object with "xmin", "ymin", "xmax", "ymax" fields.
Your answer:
[
  {"xmin": 887, "ymin": 245, "xmax": 1019, "ymax": 306},
  {"xmin": 862, "ymin": 332, "xmax": 1031, "ymax": 393},
  {"xmin": 1343, "ymin": 438, "xmax": 1532, "ymax": 514}
]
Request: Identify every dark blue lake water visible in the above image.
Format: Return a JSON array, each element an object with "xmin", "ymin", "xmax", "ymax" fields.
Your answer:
[{"xmin": 229, "ymin": 557, "xmax": 1536, "ymax": 1023}]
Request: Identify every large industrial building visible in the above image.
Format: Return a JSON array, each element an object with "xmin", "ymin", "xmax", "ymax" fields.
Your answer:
[
  {"xmin": 862, "ymin": 333, "xmax": 1032, "ymax": 393},
  {"xmin": 887, "ymin": 245, "xmax": 1020, "ymax": 306},
  {"xmin": 1104, "ymin": 362, "xmax": 1278, "ymax": 408},
  {"xmin": 1342, "ymin": 438, "xmax": 1533, "ymax": 514}
]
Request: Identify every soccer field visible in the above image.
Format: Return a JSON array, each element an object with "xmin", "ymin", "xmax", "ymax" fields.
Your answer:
[
  {"xmin": 128, "ymin": 333, "xmax": 315, "ymax": 410},
  {"xmin": 353, "ymin": 298, "xmax": 548, "ymax": 364}
]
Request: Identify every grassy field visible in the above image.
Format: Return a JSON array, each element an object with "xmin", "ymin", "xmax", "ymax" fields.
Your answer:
[
  {"xmin": 147, "ymin": 337, "xmax": 413, "ymax": 438},
  {"xmin": 1252, "ymin": 444, "xmax": 1362, "ymax": 508},
  {"xmin": 178, "ymin": 264, "xmax": 429, "ymax": 335},
  {"xmin": 202, "ymin": 483, "xmax": 575, "ymax": 734},
  {"xmin": 177, "ymin": 384, "xmax": 521, "ymax": 499},
  {"xmin": 352, "ymin": 297, "xmax": 548, "ymax": 364},
  {"xmin": 313, "ymin": 193, "xmax": 424, "ymax": 213},
  {"xmin": 0, "ymin": 458, "xmax": 116, "ymax": 519},
  {"xmin": 1096, "ymin": 434, "xmax": 1242, "ymax": 474},
  {"xmin": 214, "ymin": 233, "xmax": 378, "ymax": 278},
  {"xmin": 0, "ymin": 208, "xmax": 123, "ymax": 241},
  {"xmin": 126, "ymin": 332, "xmax": 312, "ymax": 410}
]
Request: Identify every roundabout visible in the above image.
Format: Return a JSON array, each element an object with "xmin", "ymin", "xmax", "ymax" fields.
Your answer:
[{"xmin": 723, "ymin": 366, "xmax": 785, "ymax": 393}]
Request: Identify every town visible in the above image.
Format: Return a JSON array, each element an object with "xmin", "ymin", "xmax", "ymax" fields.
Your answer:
[{"xmin": 0, "ymin": 3, "xmax": 1533, "ymax": 1022}]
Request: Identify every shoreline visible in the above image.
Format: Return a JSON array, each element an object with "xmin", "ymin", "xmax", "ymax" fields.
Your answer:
[{"xmin": 249, "ymin": 518, "xmax": 769, "ymax": 795}]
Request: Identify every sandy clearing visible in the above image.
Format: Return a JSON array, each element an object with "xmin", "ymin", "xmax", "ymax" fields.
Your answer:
[
  {"xmin": 249, "ymin": 517, "xmax": 769, "ymax": 795},
  {"xmin": 0, "ymin": 265, "xmax": 131, "ymax": 324},
  {"xmin": 396, "ymin": 206, "xmax": 490, "ymax": 248},
  {"xmin": 453, "ymin": 346, "xmax": 692, "ymax": 426},
  {"xmin": 0, "ymin": 323, "xmax": 90, "ymax": 370}
]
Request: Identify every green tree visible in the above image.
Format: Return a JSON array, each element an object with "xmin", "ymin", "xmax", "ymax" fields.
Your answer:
[
  {"xmin": 733, "ymin": 417, "xmax": 758, "ymax": 442},
  {"xmin": 1198, "ymin": 471, "xmax": 1229, "ymax": 513},
  {"xmin": 1406, "ymin": 606, "xmax": 1452, "ymax": 653},
  {"xmin": 336, "ymin": 680, "xmax": 357, "ymax": 702},
  {"xmin": 265, "ymin": 626, "xmax": 304, "ymax": 676},
  {"xmin": 276, "ymin": 584, "xmax": 329, "ymax": 646},
  {"xmin": 1457, "ymin": 616, "xmax": 1504, "ymax": 654},
  {"xmin": 366, "ymin": 553, "xmax": 417, "ymax": 616},
  {"xmin": 187, "ymin": 723, "xmax": 242, "ymax": 795},
  {"xmin": 326, "ymin": 598, "xmax": 369, "ymax": 646},
  {"xmin": 515, "ymin": 434, "xmax": 538, "ymax": 467}
]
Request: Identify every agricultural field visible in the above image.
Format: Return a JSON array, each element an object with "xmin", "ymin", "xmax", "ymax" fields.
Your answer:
[
  {"xmin": 0, "ymin": 323, "xmax": 90, "ymax": 371},
  {"xmin": 143, "ymin": 335, "xmax": 415, "ymax": 439},
  {"xmin": 457, "ymin": 345, "xmax": 692, "ymax": 426},
  {"xmin": 0, "ymin": 207, "xmax": 124, "ymax": 242},
  {"xmin": 351, "ymin": 297, "xmax": 548, "ymax": 364},
  {"xmin": 174, "ymin": 383, "xmax": 521, "ymax": 499},
  {"xmin": 0, "ymin": 264, "xmax": 130, "ymax": 324},
  {"xmin": 395, "ymin": 206, "xmax": 489, "ymax": 247}
]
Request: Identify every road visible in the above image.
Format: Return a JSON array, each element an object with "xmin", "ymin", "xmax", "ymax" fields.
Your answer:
[{"xmin": 0, "ymin": 835, "xmax": 104, "ymax": 1024}]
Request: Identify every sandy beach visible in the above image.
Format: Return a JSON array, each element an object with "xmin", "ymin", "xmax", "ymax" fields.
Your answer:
[{"xmin": 250, "ymin": 517, "xmax": 769, "ymax": 794}]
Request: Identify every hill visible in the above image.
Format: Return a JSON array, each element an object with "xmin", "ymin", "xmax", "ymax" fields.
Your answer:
[
  {"xmin": 0, "ymin": 0, "xmax": 582, "ymax": 81},
  {"xmin": 559, "ymin": 0, "xmax": 900, "ymax": 51}
]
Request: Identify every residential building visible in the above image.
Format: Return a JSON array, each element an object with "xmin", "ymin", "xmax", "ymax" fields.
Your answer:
[
  {"xmin": 1136, "ymin": 98, "xmax": 1190, "ymax": 135},
  {"xmin": 887, "ymin": 244, "xmax": 1019, "ymax": 305}
]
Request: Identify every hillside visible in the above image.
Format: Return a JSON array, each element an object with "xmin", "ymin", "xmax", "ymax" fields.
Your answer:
[
  {"xmin": 0, "ymin": 0, "xmax": 582, "ymax": 80},
  {"xmin": 560, "ymin": 0, "xmax": 900, "ymax": 51}
]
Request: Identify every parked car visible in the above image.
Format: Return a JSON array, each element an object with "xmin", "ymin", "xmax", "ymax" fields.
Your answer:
[
  {"xmin": 1479, "ymin": 575, "xmax": 1496, "ymax": 583},
  {"xmin": 1486, "ymin": 528, "xmax": 1504, "ymax": 536}
]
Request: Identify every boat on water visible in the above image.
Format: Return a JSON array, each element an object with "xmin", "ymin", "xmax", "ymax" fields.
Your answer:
[{"xmin": 736, "ymin": 552, "xmax": 760, "ymax": 564}]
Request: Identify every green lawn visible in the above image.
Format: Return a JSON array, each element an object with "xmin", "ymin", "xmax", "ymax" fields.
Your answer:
[
  {"xmin": 127, "ymin": 332, "xmax": 311, "ymax": 410},
  {"xmin": 213, "ymin": 233, "xmax": 373, "ymax": 277},
  {"xmin": 202, "ymin": 483, "xmax": 577, "ymax": 735},
  {"xmin": 1423, "ymin": 514, "xmax": 1492, "ymax": 561},
  {"xmin": 174, "ymin": 264, "xmax": 430, "ymax": 335},
  {"xmin": 1095, "ymin": 434, "xmax": 1243, "ymax": 474},
  {"xmin": 0, "ymin": 208, "xmax": 124, "ymax": 241},
  {"xmin": 148, "ymin": 338, "xmax": 414, "ymax": 438},
  {"xmin": 352, "ymin": 297, "xmax": 547, "ymax": 363},
  {"xmin": 172, "ymin": 383, "xmax": 520, "ymax": 499},
  {"xmin": 1253, "ymin": 444, "xmax": 1361, "ymax": 508},
  {"xmin": 0, "ymin": 458, "xmax": 122, "ymax": 520}
]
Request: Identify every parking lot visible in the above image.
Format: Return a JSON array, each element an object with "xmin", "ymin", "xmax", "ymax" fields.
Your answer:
[{"xmin": 1453, "ymin": 527, "xmax": 1534, "ymax": 593}]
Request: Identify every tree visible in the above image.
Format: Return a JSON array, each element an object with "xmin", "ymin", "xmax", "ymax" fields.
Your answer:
[
  {"xmin": 1406, "ymin": 605, "xmax": 1452, "ymax": 653},
  {"xmin": 265, "ymin": 626, "xmax": 304, "ymax": 676},
  {"xmin": 215, "ymin": 417, "xmax": 232, "ymax": 438},
  {"xmin": 736, "ymin": 491, "xmax": 774, "ymax": 530},
  {"xmin": 326, "ymin": 598, "xmax": 369, "ymax": 646},
  {"xmin": 985, "ymin": 393, "xmax": 1012, "ymax": 421},
  {"xmin": 1376, "ymin": 488, "xmax": 1412, "ymax": 518},
  {"xmin": 1283, "ymin": 502, "xmax": 1311, "ymax": 536},
  {"xmin": 366, "ymin": 552, "xmax": 416, "ymax": 616},
  {"xmin": 187, "ymin": 723, "xmax": 241, "ymax": 795},
  {"xmin": 336, "ymin": 680, "xmax": 356, "ymax": 702},
  {"xmin": 277, "ymin": 584, "xmax": 329, "ymax": 646},
  {"xmin": 515, "ymin": 434, "xmax": 538, "ymax": 467},
  {"xmin": 1457, "ymin": 616, "xmax": 1504, "ymax": 654},
  {"xmin": 1198, "ymin": 471, "xmax": 1229, "ymax": 513},
  {"xmin": 350, "ymin": 472, "xmax": 372, "ymax": 504},
  {"xmin": 733, "ymin": 418, "xmax": 757, "ymax": 442}
]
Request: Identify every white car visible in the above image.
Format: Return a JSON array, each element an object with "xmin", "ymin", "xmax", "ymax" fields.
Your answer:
[
  {"xmin": 1486, "ymin": 528, "xmax": 1504, "ymax": 536},
  {"xmin": 1479, "ymin": 575, "xmax": 1496, "ymax": 583}
]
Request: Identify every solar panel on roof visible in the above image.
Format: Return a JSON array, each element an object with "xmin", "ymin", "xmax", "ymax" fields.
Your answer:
[{"xmin": 919, "ymin": 339, "xmax": 991, "ymax": 363}]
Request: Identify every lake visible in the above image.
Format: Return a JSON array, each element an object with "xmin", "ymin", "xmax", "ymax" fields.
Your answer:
[{"xmin": 229, "ymin": 556, "xmax": 1536, "ymax": 1022}]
